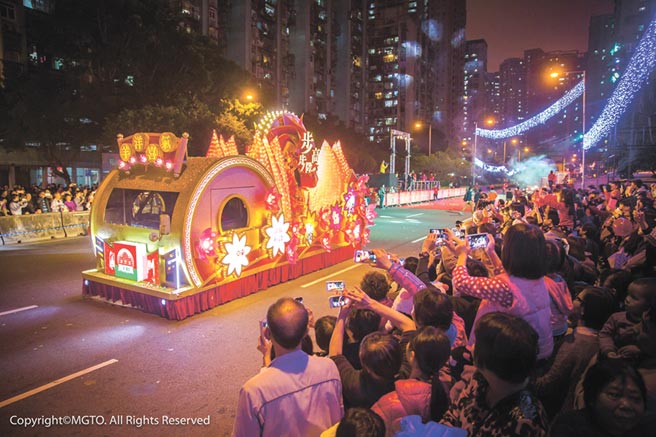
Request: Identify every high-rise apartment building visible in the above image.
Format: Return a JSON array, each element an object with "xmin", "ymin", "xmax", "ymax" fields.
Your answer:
[
  {"xmin": 176, "ymin": 0, "xmax": 220, "ymax": 44},
  {"xmin": 462, "ymin": 39, "xmax": 487, "ymax": 145},
  {"xmin": 364, "ymin": 0, "xmax": 465, "ymax": 149},
  {"xmin": 222, "ymin": 0, "xmax": 295, "ymax": 109},
  {"xmin": 333, "ymin": 1, "xmax": 367, "ymax": 131},
  {"xmin": 587, "ymin": 13, "xmax": 616, "ymax": 121},
  {"xmin": 218, "ymin": 0, "xmax": 468, "ymax": 149},
  {"xmin": 484, "ymin": 71, "xmax": 501, "ymax": 123},
  {"xmin": 499, "ymin": 57, "xmax": 526, "ymax": 127}
]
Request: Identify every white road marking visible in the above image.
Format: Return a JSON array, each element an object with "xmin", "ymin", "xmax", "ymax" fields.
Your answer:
[
  {"xmin": 301, "ymin": 264, "xmax": 365, "ymax": 288},
  {"xmin": 0, "ymin": 359, "xmax": 119, "ymax": 408},
  {"xmin": 378, "ymin": 215, "xmax": 393, "ymax": 218},
  {"xmin": 389, "ymin": 220, "xmax": 404, "ymax": 224},
  {"xmin": 412, "ymin": 236, "xmax": 427, "ymax": 243},
  {"xmin": 404, "ymin": 219, "xmax": 420, "ymax": 223},
  {"xmin": 0, "ymin": 305, "xmax": 38, "ymax": 317},
  {"xmin": 406, "ymin": 213, "xmax": 424, "ymax": 218}
]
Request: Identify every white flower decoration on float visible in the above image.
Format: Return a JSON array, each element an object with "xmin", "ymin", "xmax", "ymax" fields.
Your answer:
[
  {"xmin": 265, "ymin": 214, "xmax": 291, "ymax": 257},
  {"xmin": 222, "ymin": 233, "xmax": 251, "ymax": 277}
]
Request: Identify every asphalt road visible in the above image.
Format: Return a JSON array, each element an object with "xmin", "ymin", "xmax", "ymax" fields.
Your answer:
[{"xmin": 0, "ymin": 206, "xmax": 462, "ymax": 437}]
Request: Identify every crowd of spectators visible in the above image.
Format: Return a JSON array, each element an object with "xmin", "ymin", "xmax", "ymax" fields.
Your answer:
[
  {"xmin": 0, "ymin": 183, "xmax": 97, "ymax": 216},
  {"xmin": 233, "ymin": 178, "xmax": 655, "ymax": 436}
]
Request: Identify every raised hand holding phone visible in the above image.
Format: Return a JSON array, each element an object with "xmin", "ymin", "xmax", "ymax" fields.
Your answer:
[
  {"xmin": 443, "ymin": 232, "xmax": 469, "ymax": 257},
  {"xmin": 343, "ymin": 286, "xmax": 374, "ymax": 310},
  {"xmin": 372, "ymin": 248, "xmax": 392, "ymax": 270},
  {"xmin": 423, "ymin": 231, "xmax": 440, "ymax": 251},
  {"xmin": 257, "ymin": 319, "xmax": 272, "ymax": 366},
  {"xmin": 466, "ymin": 233, "xmax": 489, "ymax": 250}
]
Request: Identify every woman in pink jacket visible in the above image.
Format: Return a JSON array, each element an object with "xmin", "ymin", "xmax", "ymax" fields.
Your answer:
[
  {"xmin": 445, "ymin": 223, "xmax": 554, "ymax": 360},
  {"xmin": 371, "ymin": 326, "xmax": 451, "ymax": 436}
]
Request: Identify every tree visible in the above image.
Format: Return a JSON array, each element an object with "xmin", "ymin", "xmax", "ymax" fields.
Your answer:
[
  {"xmin": 0, "ymin": 68, "xmax": 101, "ymax": 184},
  {"xmin": 0, "ymin": 0, "xmax": 263, "ymax": 178}
]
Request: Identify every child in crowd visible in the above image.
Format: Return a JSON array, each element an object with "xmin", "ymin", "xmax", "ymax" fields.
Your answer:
[
  {"xmin": 314, "ymin": 315, "xmax": 336, "ymax": 357},
  {"xmin": 371, "ymin": 326, "xmax": 451, "ymax": 436},
  {"xmin": 599, "ymin": 278, "xmax": 656, "ymax": 362},
  {"xmin": 321, "ymin": 407, "xmax": 385, "ymax": 437},
  {"xmin": 534, "ymin": 286, "xmax": 617, "ymax": 419},
  {"xmin": 343, "ymin": 309, "xmax": 381, "ymax": 369},
  {"xmin": 329, "ymin": 300, "xmax": 402, "ymax": 409}
]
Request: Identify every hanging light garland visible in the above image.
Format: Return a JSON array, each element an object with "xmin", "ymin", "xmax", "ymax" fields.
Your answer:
[
  {"xmin": 474, "ymin": 14, "xmax": 656, "ymax": 173},
  {"xmin": 583, "ymin": 15, "xmax": 656, "ymax": 150},
  {"xmin": 475, "ymin": 81, "xmax": 584, "ymax": 140}
]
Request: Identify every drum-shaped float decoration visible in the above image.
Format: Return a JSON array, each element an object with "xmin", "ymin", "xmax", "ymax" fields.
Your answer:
[{"xmin": 83, "ymin": 118, "xmax": 374, "ymax": 320}]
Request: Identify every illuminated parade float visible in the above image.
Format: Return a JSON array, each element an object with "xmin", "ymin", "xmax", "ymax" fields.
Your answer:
[{"xmin": 82, "ymin": 112, "xmax": 375, "ymax": 319}]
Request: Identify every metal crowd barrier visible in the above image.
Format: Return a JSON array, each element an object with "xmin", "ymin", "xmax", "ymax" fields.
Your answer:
[
  {"xmin": 0, "ymin": 211, "xmax": 90, "ymax": 245},
  {"xmin": 382, "ymin": 187, "xmax": 466, "ymax": 207}
]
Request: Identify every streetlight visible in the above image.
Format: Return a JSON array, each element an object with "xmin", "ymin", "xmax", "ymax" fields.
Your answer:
[
  {"xmin": 473, "ymin": 118, "xmax": 494, "ymax": 183},
  {"xmin": 414, "ymin": 121, "xmax": 433, "ymax": 156},
  {"xmin": 549, "ymin": 69, "xmax": 586, "ymax": 188},
  {"xmin": 243, "ymin": 88, "xmax": 257, "ymax": 102},
  {"xmin": 503, "ymin": 138, "xmax": 518, "ymax": 164},
  {"xmin": 519, "ymin": 146, "xmax": 530, "ymax": 161}
]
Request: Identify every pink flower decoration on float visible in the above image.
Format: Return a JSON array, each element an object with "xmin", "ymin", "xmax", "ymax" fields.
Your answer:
[
  {"xmin": 364, "ymin": 203, "xmax": 378, "ymax": 225},
  {"xmin": 356, "ymin": 174, "xmax": 369, "ymax": 193},
  {"xmin": 345, "ymin": 219, "xmax": 363, "ymax": 245},
  {"xmin": 286, "ymin": 233, "xmax": 299, "ymax": 264},
  {"xmin": 329, "ymin": 205, "xmax": 343, "ymax": 231},
  {"xmin": 264, "ymin": 187, "xmax": 282, "ymax": 212},
  {"xmin": 343, "ymin": 187, "xmax": 359, "ymax": 214},
  {"xmin": 197, "ymin": 228, "xmax": 217, "ymax": 259}
]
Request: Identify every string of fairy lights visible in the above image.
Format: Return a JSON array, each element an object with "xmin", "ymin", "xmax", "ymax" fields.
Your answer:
[
  {"xmin": 473, "ymin": 14, "xmax": 656, "ymax": 174},
  {"xmin": 475, "ymin": 81, "xmax": 584, "ymax": 140},
  {"xmin": 583, "ymin": 14, "xmax": 656, "ymax": 151}
]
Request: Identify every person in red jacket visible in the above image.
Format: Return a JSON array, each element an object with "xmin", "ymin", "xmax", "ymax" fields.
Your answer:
[{"xmin": 371, "ymin": 326, "xmax": 451, "ymax": 436}]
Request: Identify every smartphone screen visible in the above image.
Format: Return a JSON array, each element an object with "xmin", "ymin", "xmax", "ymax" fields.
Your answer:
[
  {"xmin": 329, "ymin": 295, "xmax": 350, "ymax": 308},
  {"xmin": 259, "ymin": 319, "xmax": 268, "ymax": 337},
  {"xmin": 294, "ymin": 297, "xmax": 304, "ymax": 305},
  {"xmin": 354, "ymin": 250, "xmax": 376, "ymax": 263},
  {"xmin": 452, "ymin": 228, "xmax": 464, "ymax": 239},
  {"xmin": 326, "ymin": 281, "xmax": 346, "ymax": 292},
  {"xmin": 430, "ymin": 228, "xmax": 447, "ymax": 245},
  {"xmin": 467, "ymin": 233, "xmax": 488, "ymax": 250}
]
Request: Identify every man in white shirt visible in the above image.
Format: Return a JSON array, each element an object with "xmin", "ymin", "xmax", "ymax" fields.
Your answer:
[{"xmin": 232, "ymin": 298, "xmax": 343, "ymax": 437}]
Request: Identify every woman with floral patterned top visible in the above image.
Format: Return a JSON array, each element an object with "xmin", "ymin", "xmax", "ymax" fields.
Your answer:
[{"xmin": 441, "ymin": 312, "xmax": 549, "ymax": 436}]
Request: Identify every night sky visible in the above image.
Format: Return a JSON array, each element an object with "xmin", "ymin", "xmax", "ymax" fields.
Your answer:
[{"xmin": 467, "ymin": 0, "xmax": 616, "ymax": 71}]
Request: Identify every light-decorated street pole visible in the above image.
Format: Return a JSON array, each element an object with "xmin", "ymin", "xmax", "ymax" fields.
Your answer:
[{"xmin": 550, "ymin": 70, "xmax": 586, "ymax": 188}]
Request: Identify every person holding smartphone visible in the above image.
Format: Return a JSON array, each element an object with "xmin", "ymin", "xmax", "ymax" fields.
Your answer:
[
  {"xmin": 443, "ymin": 223, "xmax": 553, "ymax": 361},
  {"xmin": 233, "ymin": 298, "xmax": 343, "ymax": 437}
]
